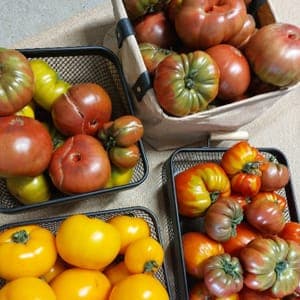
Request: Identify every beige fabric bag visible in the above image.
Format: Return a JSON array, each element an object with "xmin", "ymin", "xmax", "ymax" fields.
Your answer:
[{"xmin": 106, "ymin": 0, "xmax": 299, "ymax": 150}]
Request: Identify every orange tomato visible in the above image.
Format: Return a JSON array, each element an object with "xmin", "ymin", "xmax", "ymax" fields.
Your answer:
[
  {"xmin": 55, "ymin": 214, "xmax": 121, "ymax": 270},
  {"xmin": 107, "ymin": 214, "xmax": 150, "ymax": 254},
  {"xmin": 0, "ymin": 277, "xmax": 56, "ymax": 300},
  {"xmin": 40, "ymin": 257, "xmax": 68, "ymax": 283},
  {"xmin": 50, "ymin": 268, "xmax": 111, "ymax": 300},
  {"xmin": 109, "ymin": 273, "xmax": 169, "ymax": 300},
  {"xmin": 104, "ymin": 261, "xmax": 132, "ymax": 285},
  {"xmin": 0, "ymin": 224, "xmax": 57, "ymax": 280},
  {"xmin": 124, "ymin": 236, "xmax": 164, "ymax": 274}
]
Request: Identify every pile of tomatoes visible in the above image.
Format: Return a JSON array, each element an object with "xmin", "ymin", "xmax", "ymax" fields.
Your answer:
[
  {"xmin": 123, "ymin": 0, "xmax": 300, "ymax": 117},
  {"xmin": 0, "ymin": 47, "xmax": 144, "ymax": 205},
  {"xmin": 174, "ymin": 141, "xmax": 300, "ymax": 299},
  {"xmin": 0, "ymin": 213, "xmax": 170, "ymax": 300}
]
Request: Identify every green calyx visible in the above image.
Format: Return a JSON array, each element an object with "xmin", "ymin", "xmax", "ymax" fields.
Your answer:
[
  {"xmin": 143, "ymin": 260, "xmax": 159, "ymax": 273},
  {"xmin": 242, "ymin": 161, "xmax": 261, "ymax": 175},
  {"xmin": 11, "ymin": 229, "xmax": 29, "ymax": 244}
]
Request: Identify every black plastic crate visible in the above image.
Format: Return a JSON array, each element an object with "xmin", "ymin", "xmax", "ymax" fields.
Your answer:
[
  {"xmin": 0, "ymin": 205, "xmax": 171, "ymax": 295},
  {"xmin": 163, "ymin": 147, "xmax": 299, "ymax": 300},
  {"xmin": 0, "ymin": 46, "xmax": 149, "ymax": 213}
]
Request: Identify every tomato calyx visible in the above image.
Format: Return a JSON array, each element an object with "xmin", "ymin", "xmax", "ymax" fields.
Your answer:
[
  {"xmin": 242, "ymin": 161, "xmax": 261, "ymax": 175},
  {"xmin": 275, "ymin": 260, "xmax": 288, "ymax": 276},
  {"xmin": 210, "ymin": 191, "xmax": 221, "ymax": 203},
  {"xmin": 144, "ymin": 260, "xmax": 159, "ymax": 273},
  {"xmin": 220, "ymin": 256, "xmax": 241, "ymax": 279},
  {"xmin": 11, "ymin": 229, "xmax": 29, "ymax": 244}
]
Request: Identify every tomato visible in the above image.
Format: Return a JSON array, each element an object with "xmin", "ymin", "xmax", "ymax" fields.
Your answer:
[
  {"xmin": 239, "ymin": 286, "xmax": 280, "ymax": 299},
  {"xmin": 109, "ymin": 273, "xmax": 170, "ymax": 300},
  {"xmin": 230, "ymin": 172, "xmax": 261, "ymax": 197},
  {"xmin": 104, "ymin": 261, "xmax": 133, "ymax": 285},
  {"xmin": 6, "ymin": 173, "xmax": 51, "ymax": 205},
  {"xmin": 134, "ymin": 11, "xmax": 177, "ymax": 48},
  {"xmin": 221, "ymin": 222, "xmax": 259, "ymax": 257},
  {"xmin": 220, "ymin": 194, "xmax": 249, "ymax": 211},
  {"xmin": 244, "ymin": 23, "xmax": 300, "ymax": 87},
  {"xmin": 203, "ymin": 253, "xmax": 243, "ymax": 297},
  {"xmin": 0, "ymin": 224, "xmax": 57, "ymax": 280},
  {"xmin": 107, "ymin": 214, "xmax": 150, "ymax": 254},
  {"xmin": 175, "ymin": 162, "xmax": 231, "ymax": 217},
  {"xmin": 279, "ymin": 222, "xmax": 300, "ymax": 244},
  {"xmin": 0, "ymin": 116, "xmax": 53, "ymax": 177},
  {"xmin": 240, "ymin": 236, "xmax": 300, "ymax": 298},
  {"xmin": 153, "ymin": 50, "xmax": 220, "ymax": 117},
  {"xmin": 105, "ymin": 165, "xmax": 134, "ymax": 188},
  {"xmin": 15, "ymin": 102, "xmax": 35, "ymax": 118},
  {"xmin": 139, "ymin": 43, "xmax": 175, "ymax": 75},
  {"xmin": 0, "ymin": 48, "xmax": 34, "ymax": 116},
  {"xmin": 206, "ymin": 44, "xmax": 251, "ymax": 101},
  {"xmin": 124, "ymin": 236, "xmax": 164, "ymax": 274},
  {"xmin": 0, "ymin": 277, "xmax": 56, "ymax": 300},
  {"xmin": 98, "ymin": 115, "xmax": 144, "ymax": 148},
  {"xmin": 245, "ymin": 197, "xmax": 286, "ymax": 235},
  {"xmin": 173, "ymin": 0, "xmax": 247, "ymax": 49},
  {"xmin": 251, "ymin": 191, "xmax": 287, "ymax": 212},
  {"xmin": 30, "ymin": 59, "xmax": 70, "ymax": 111},
  {"xmin": 182, "ymin": 232, "xmax": 224, "ymax": 279},
  {"xmin": 204, "ymin": 198, "xmax": 243, "ymax": 242},
  {"xmin": 109, "ymin": 144, "xmax": 140, "ymax": 169},
  {"xmin": 40, "ymin": 257, "xmax": 68, "ymax": 283},
  {"xmin": 55, "ymin": 214, "xmax": 121, "ymax": 270},
  {"xmin": 259, "ymin": 161, "xmax": 290, "ymax": 192},
  {"xmin": 50, "ymin": 268, "xmax": 111, "ymax": 300}
]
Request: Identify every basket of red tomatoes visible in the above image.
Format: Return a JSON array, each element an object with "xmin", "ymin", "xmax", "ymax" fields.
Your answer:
[
  {"xmin": 107, "ymin": 0, "xmax": 300, "ymax": 150},
  {"xmin": 0, "ymin": 46, "xmax": 149, "ymax": 213},
  {"xmin": 163, "ymin": 141, "xmax": 300, "ymax": 299}
]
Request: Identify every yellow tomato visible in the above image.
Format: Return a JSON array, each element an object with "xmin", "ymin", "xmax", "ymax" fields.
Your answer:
[
  {"xmin": 124, "ymin": 236, "xmax": 164, "ymax": 274},
  {"xmin": 105, "ymin": 165, "xmax": 134, "ymax": 188},
  {"xmin": 0, "ymin": 225, "xmax": 57, "ymax": 281},
  {"xmin": 109, "ymin": 273, "xmax": 169, "ymax": 300},
  {"xmin": 55, "ymin": 214, "xmax": 121, "ymax": 270},
  {"xmin": 15, "ymin": 102, "xmax": 35, "ymax": 118},
  {"xmin": 107, "ymin": 214, "xmax": 150, "ymax": 254},
  {"xmin": 40, "ymin": 257, "xmax": 68, "ymax": 283},
  {"xmin": 104, "ymin": 261, "xmax": 132, "ymax": 285},
  {"xmin": 6, "ymin": 173, "xmax": 51, "ymax": 205},
  {"xmin": 0, "ymin": 277, "xmax": 56, "ymax": 300},
  {"xmin": 50, "ymin": 268, "xmax": 111, "ymax": 300}
]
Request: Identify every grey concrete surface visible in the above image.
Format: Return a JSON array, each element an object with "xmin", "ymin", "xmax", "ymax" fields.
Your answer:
[{"xmin": 0, "ymin": 0, "xmax": 102, "ymax": 47}]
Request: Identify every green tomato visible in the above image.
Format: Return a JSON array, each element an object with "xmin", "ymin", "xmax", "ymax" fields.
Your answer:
[
  {"xmin": 105, "ymin": 165, "xmax": 134, "ymax": 188},
  {"xmin": 6, "ymin": 174, "xmax": 51, "ymax": 205}
]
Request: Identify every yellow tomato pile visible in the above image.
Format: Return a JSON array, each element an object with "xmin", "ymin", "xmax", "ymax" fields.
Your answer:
[{"xmin": 0, "ymin": 213, "xmax": 170, "ymax": 300}]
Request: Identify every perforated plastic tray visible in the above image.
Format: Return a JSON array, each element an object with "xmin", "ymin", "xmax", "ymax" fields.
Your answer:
[
  {"xmin": 0, "ymin": 46, "xmax": 149, "ymax": 213},
  {"xmin": 0, "ymin": 205, "xmax": 171, "ymax": 294},
  {"xmin": 163, "ymin": 147, "xmax": 299, "ymax": 300}
]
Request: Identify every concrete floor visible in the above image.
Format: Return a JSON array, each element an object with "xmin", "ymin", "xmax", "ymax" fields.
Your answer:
[{"xmin": 0, "ymin": 0, "xmax": 102, "ymax": 47}]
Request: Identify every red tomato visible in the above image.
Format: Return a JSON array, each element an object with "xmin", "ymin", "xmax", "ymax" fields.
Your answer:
[
  {"xmin": 230, "ymin": 172, "xmax": 261, "ymax": 197},
  {"xmin": 206, "ymin": 44, "xmax": 251, "ymax": 101},
  {"xmin": 251, "ymin": 191, "xmax": 287, "ymax": 212},
  {"xmin": 279, "ymin": 222, "xmax": 300, "ymax": 244}
]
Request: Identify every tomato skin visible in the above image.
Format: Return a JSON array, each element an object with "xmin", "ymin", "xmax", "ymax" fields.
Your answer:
[
  {"xmin": 50, "ymin": 268, "xmax": 111, "ymax": 300},
  {"xmin": 41, "ymin": 257, "xmax": 67, "ymax": 283},
  {"xmin": 279, "ymin": 222, "xmax": 300, "ymax": 244},
  {"xmin": 204, "ymin": 198, "xmax": 243, "ymax": 242},
  {"xmin": 109, "ymin": 144, "xmax": 140, "ymax": 169},
  {"xmin": 231, "ymin": 172, "xmax": 261, "ymax": 197},
  {"xmin": 182, "ymin": 232, "xmax": 224, "ymax": 279},
  {"xmin": 238, "ymin": 286, "xmax": 280, "ymax": 299},
  {"xmin": 30, "ymin": 59, "xmax": 70, "ymax": 111},
  {"xmin": 55, "ymin": 214, "xmax": 121, "ymax": 270},
  {"xmin": 0, "ymin": 277, "xmax": 56, "ymax": 300},
  {"xmin": 251, "ymin": 191, "xmax": 287, "ymax": 212},
  {"xmin": 105, "ymin": 165, "xmax": 134, "ymax": 188},
  {"xmin": 109, "ymin": 273, "xmax": 170, "ymax": 300},
  {"xmin": 0, "ymin": 48, "xmax": 34, "ymax": 116},
  {"xmin": 153, "ymin": 50, "xmax": 220, "ymax": 117},
  {"xmin": 0, "ymin": 225, "xmax": 57, "ymax": 281},
  {"xmin": 104, "ymin": 261, "xmax": 133, "ymax": 285}
]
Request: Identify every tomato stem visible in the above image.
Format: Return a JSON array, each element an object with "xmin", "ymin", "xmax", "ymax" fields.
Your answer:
[
  {"xmin": 11, "ymin": 229, "xmax": 29, "ymax": 244},
  {"xmin": 243, "ymin": 161, "xmax": 261, "ymax": 175},
  {"xmin": 143, "ymin": 260, "xmax": 159, "ymax": 273}
]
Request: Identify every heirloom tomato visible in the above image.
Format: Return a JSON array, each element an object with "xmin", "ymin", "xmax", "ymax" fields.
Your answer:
[
  {"xmin": 279, "ymin": 221, "xmax": 300, "ymax": 244},
  {"xmin": 30, "ymin": 59, "xmax": 70, "ymax": 111},
  {"xmin": 204, "ymin": 197, "xmax": 243, "ymax": 242},
  {"xmin": 245, "ymin": 197, "xmax": 286, "ymax": 235},
  {"xmin": 0, "ymin": 277, "xmax": 56, "ymax": 300},
  {"xmin": 203, "ymin": 253, "xmax": 244, "ymax": 297},
  {"xmin": 107, "ymin": 214, "xmax": 150, "ymax": 254},
  {"xmin": 175, "ymin": 162, "xmax": 231, "ymax": 217},
  {"xmin": 251, "ymin": 191, "xmax": 287, "ymax": 211},
  {"xmin": 230, "ymin": 172, "xmax": 261, "ymax": 197},
  {"xmin": 104, "ymin": 165, "xmax": 134, "ymax": 188},
  {"xmin": 240, "ymin": 236, "xmax": 300, "ymax": 298},
  {"xmin": 124, "ymin": 236, "xmax": 164, "ymax": 274},
  {"xmin": 153, "ymin": 50, "xmax": 220, "ymax": 117},
  {"xmin": 0, "ymin": 48, "xmax": 34, "ymax": 116},
  {"xmin": 0, "ymin": 224, "xmax": 57, "ymax": 281},
  {"xmin": 109, "ymin": 144, "xmax": 140, "ymax": 169},
  {"xmin": 50, "ymin": 268, "xmax": 111, "ymax": 300},
  {"xmin": 173, "ymin": 0, "xmax": 247, "ymax": 49},
  {"xmin": 182, "ymin": 232, "xmax": 224, "ymax": 279},
  {"xmin": 239, "ymin": 286, "xmax": 280, "ymax": 299},
  {"xmin": 55, "ymin": 214, "xmax": 121, "ymax": 270},
  {"xmin": 109, "ymin": 273, "xmax": 170, "ymax": 300}
]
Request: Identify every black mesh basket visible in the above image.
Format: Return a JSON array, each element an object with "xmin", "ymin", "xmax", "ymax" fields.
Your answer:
[
  {"xmin": 0, "ymin": 206, "xmax": 171, "ymax": 295},
  {"xmin": 162, "ymin": 147, "xmax": 299, "ymax": 300},
  {"xmin": 0, "ymin": 46, "xmax": 149, "ymax": 213}
]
